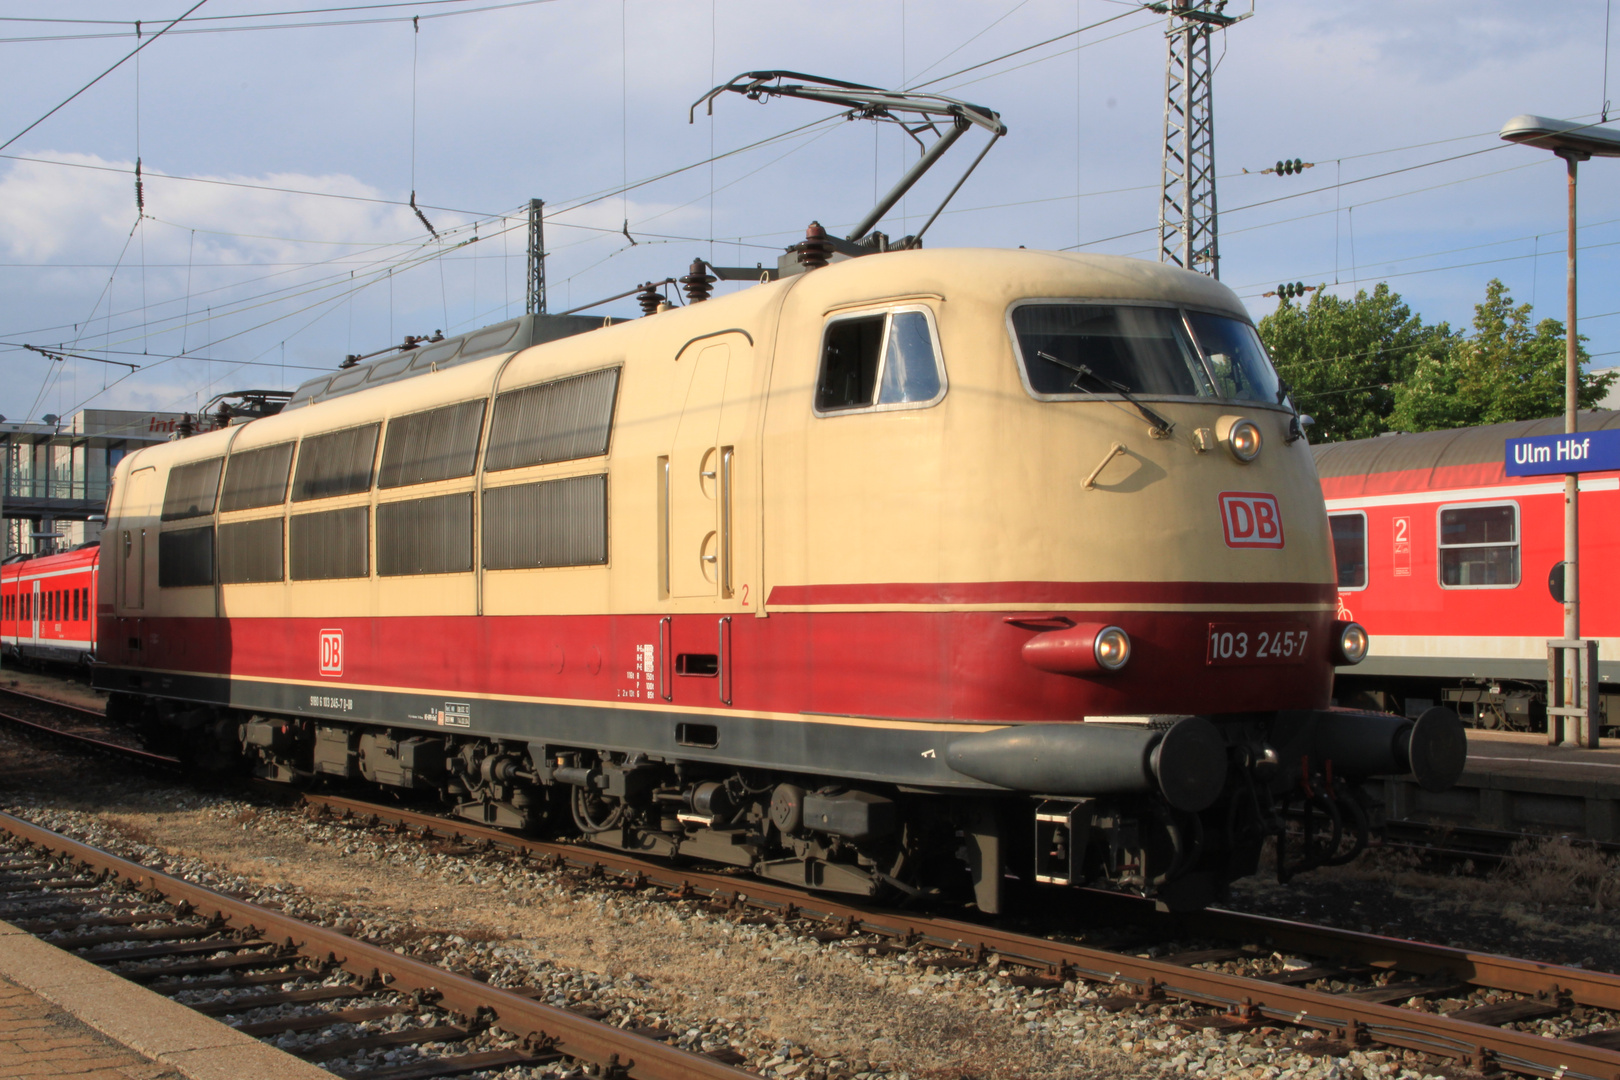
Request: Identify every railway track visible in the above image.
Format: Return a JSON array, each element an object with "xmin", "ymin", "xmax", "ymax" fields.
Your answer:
[
  {"xmin": 0, "ymin": 810, "xmax": 758, "ymax": 1080},
  {"xmin": 10, "ymin": 683, "xmax": 1620, "ymax": 1076},
  {"xmin": 298, "ymin": 793, "xmax": 1620, "ymax": 1080}
]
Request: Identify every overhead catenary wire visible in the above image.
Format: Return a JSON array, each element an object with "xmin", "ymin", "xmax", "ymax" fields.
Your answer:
[
  {"xmin": 0, "ymin": 0, "xmax": 208, "ymax": 154},
  {"xmin": 0, "ymin": 0, "xmax": 563, "ymax": 45}
]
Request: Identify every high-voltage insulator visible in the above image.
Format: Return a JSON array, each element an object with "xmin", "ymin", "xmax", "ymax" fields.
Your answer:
[
  {"xmin": 1268, "ymin": 281, "xmax": 1316, "ymax": 299},
  {"xmin": 1271, "ymin": 158, "xmax": 1311, "ymax": 176},
  {"xmin": 680, "ymin": 258, "xmax": 716, "ymax": 303}
]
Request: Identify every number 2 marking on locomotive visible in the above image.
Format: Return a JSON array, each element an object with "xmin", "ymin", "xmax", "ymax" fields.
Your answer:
[{"xmin": 741, "ymin": 584, "xmax": 749, "ymax": 605}]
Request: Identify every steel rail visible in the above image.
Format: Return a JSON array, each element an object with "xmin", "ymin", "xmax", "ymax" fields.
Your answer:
[
  {"xmin": 0, "ymin": 706, "xmax": 179, "ymax": 768},
  {"xmin": 0, "ymin": 683, "xmax": 109, "ymax": 721},
  {"xmin": 0, "ymin": 810, "xmax": 754, "ymax": 1080},
  {"xmin": 302, "ymin": 793, "xmax": 1620, "ymax": 1080}
]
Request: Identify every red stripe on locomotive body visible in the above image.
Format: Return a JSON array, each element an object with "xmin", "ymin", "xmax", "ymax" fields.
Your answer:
[
  {"xmin": 100, "ymin": 600, "xmax": 1336, "ymax": 722},
  {"xmin": 766, "ymin": 580, "xmax": 1337, "ymax": 607}
]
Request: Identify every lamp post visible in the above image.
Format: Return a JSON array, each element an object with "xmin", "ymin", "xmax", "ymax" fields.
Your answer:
[{"xmin": 1501, "ymin": 115, "xmax": 1620, "ymax": 741}]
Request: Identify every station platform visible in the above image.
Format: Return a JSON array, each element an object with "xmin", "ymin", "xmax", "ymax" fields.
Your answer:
[
  {"xmin": 1369, "ymin": 727, "xmax": 1620, "ymax": 842},
  {"xmin": 0, "ymin": 918, "xmax": 331, "ymax": 1080}
]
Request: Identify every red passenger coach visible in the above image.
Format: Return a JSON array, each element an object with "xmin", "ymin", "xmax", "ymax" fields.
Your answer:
[
  {"xmin": 0, "ymin": 544, "xmax": 100, "ymax": 666},
  {"xmin": 1314, "ymin": 411, "xmax": 1620, "ymax": 727}
]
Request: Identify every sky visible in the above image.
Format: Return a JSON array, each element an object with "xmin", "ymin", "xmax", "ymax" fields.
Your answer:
[{"xmin": 0, "ymin": 0, "xmax": 1613, "ymax": 425}]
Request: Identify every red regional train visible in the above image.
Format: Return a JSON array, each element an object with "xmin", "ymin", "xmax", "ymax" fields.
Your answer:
[
  {"xmin": 0, "ymin": 544, "xmax": 100, "ymax": 666},
  {"xmin": 1315, "ymin": 410, "xmax": 1620, "ymax": 729}
]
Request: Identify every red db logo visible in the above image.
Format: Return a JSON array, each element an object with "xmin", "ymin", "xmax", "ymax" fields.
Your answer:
[
  {"xmin": 1219, "ymin": 492, "xmax": 1285, "ymax": 549},
  {"xmin": 319, "ymin": 630, "xmax": 344, "ymax": 676}
]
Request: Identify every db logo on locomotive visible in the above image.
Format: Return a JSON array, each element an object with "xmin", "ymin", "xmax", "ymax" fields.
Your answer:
[
  {"xmin": 1218, "ymin": 491, "xmax": 1285, "ymax": 549},
  {"xmin": 318, "ymin": 630, "xmax": 344, "ymax": 677}
]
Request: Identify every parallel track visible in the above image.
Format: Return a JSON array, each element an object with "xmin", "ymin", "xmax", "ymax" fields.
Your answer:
[
  {"xmin": 0, "ymin": 811, "xmax": 756, "ymax": 1080},
  {"xmin": 301, "ymin": 793, "xmax": 1620, "ymax": 1080},
  {"xmin": 8, "ymin": 682, "xmax": 1620, "ymax": 1076}
]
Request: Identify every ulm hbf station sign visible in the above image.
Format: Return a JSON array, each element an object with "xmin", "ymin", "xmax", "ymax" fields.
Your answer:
[{"xmin": 1505, "ymin": 430, "xmax": 1620, "ymax": 476}]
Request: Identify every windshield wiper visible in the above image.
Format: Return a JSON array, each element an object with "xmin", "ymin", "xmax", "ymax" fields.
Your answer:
[{"xmin": 1036, "ymin": 351, "xmax": 1174, "ymax": 437}]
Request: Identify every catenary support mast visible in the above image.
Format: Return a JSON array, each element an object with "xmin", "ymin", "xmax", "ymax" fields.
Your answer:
[
  {"xmin": 526, "ymin": 198, "xmax": 547, "ymax": 316},
  {"xmin": 1157, "ymin": 1, "xmax": 1243, "ymax": 279}
]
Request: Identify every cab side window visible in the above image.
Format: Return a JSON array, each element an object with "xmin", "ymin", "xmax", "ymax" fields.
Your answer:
[{"xmin": 815, "ymin": 307, "xmax": 945, "ymax": 414}]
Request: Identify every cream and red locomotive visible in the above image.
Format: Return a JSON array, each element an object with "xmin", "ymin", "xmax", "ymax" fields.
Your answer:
[{"xmin": 92, "ymin": 247, "xmax": 1464, "ymax": 911}]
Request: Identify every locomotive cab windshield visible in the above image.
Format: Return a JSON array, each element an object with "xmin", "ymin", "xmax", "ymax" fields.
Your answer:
[{"xmin": 1012, "ymin": 302, "xmax": 1284, "ymax": 407}]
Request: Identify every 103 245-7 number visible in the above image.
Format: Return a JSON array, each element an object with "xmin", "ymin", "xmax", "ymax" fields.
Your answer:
[{"xmin": 1206, "ymin": 622, "xmax": 1310, "ymax": 666}]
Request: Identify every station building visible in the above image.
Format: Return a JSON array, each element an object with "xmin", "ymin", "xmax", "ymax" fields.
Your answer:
[{"xmin": 0, "ymin": 409, "xmax": 191, "ymax": 555}]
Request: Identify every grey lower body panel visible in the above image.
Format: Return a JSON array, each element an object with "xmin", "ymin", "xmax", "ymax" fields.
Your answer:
[{"xmin": 93, "ymin": 665, "xmax": 1010, "ymax": 793}]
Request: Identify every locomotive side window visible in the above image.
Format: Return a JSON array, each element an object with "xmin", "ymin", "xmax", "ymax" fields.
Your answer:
[
  {"xmin": 160, "ymin": 457, "xmax": 224, "ymax": 521},
  {"xmin": 376, "ymin": 493, "xmax": 474, "ymax": 576},
  {"xmin": 158, "ymin": 526, "xmax": 215, "ymax": 588},
  {"xmin": 221, "ymin": 442, "xmax": 296, "ymax": 511},
  {"xmin": 291, "ymin": 424, "xmax": 381, "ymax": 502},
  {"xmin": 1183, "ymin": 311, "xmax": 1284, "ymax": 405},
  {"xmin": 815, "ymin": 307, "xmax": 945, "ymax": 413},
  {"xmin": 485, "ymin": 367, "xmax": 619, "ymax": 472},
  {"xmin": 1011, "ymin": 304, "xmax": 1212, "ymax": 399},
  {"xmin": 378, "ymin": 400, "xmax": 486, "ymax": 488},
  {"xmin": 219, "ymin": 518, "xmax": 285, "ymax": 584},
  {"xmin": 290, "ymin": 507, "xmax": 369, "ymax": 580},
  {"xmin": 1329, "ymin": 512, "xmax": 1368, "ymax": 590},
  {"xmin": 483, "ymin": 474, "xmax": 608, "ymax": 570},
  {"xmin": 1438, "ymin": 502, "xmax": 1519, "ymax": 588}
]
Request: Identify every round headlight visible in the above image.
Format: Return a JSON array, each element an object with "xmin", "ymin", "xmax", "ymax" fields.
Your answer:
[
  {"xmin": 1335, "ymin": 621, "xmax": 1369, "ymax": 665},
  {"xmin": 1227, "ymin": 418, "xmax": 1262, "ymax": 462},
  {"xmin": 1093, "ymin": 626, "xmax": 1131, "ymax": 671}
]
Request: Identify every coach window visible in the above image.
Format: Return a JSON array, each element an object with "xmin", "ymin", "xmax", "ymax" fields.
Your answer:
[
  {"xmin": 815, "ymin": 306, "xmax": 946, "ymax": 414},
  {"xmin": 1438, "ymin": 502, "xmax": 1519, "ymax": 588},
  {"xmin": 1329, "ymin": 512, "xmax": 1367, "ymax": 590}
]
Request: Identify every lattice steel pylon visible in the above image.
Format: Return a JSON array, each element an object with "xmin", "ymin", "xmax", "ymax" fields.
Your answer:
[
  {"xmin": 1157, "ymin": 1, "xmax": 1244, "ymax": 279},
  {"xmin": 525, "ymin": 197, "xmax": 547, "ymax": 315}
]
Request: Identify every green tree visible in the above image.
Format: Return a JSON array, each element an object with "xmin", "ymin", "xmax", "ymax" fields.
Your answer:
[
  {"xmin": 1389, "ymin": 279, "xmax": 1614, "ymax": 432},
  {"xmin": 1258, "ymin": 283, "xmax": 1453, "ymax": 443}
]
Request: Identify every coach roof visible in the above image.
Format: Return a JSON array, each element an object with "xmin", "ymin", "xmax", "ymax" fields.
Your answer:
[{"xmin": 1313, "ymin": 409, "xmax": 1620, "ymax": 479}]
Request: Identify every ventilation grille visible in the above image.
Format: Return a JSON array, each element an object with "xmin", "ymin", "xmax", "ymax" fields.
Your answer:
[
  {"xmin": 289, "ymin": 507, "xmax": 369, "ymax": 580},
  {"xmin": 158, "ymin": 525, "xmax": 214, "ymax": 587},
  {"xmin": 485, "ymin": 367, "xmax": 618, "ymax": 472},
  {"xmin": 220, "ymin": 442, "xmax": 295, "ymax": 512},
  {"xmin": 376, "ymin": 493, "xmax": 473, "ymax": 576},
  {"xmin": 219, "ymin": 518, "xmax": 284, "ymax": 584},
  {"xmin": 483, "ymin": 474, "xmax": 607, "ymax": 570},
  {"xmin": 160, "ymin": 458, "xmax": 224, "ymax": 521},
  {"xmin": 378, "ymin": 400, "xmax": 485, "ymax": 489},
  {"xmin": 292, "ymin": 424, "xmax": 380, "ymax": 502}
]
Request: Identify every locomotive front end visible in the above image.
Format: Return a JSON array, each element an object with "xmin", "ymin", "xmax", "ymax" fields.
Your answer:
[{"xmin": 854, "ymin": 250, "xmax": 1470, "ymax": 911}]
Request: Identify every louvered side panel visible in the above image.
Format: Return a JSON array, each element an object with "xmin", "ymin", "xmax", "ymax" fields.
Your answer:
[
  {"xmin": 292, "ymin": 424, "xmax": 380, "ymax": 501},
  {"xmin": 158, "ymin": 525, "xmax": 215, "ymax": 587},
  {"xmin": 376, "ymin": 493, "xmax": 473, "ymax": 576},
  {"xmin": 160, "ymin": 458, "xmax": 224, "ymax": 521},
  {"xmin": 289, "ymin": 507, "xmax": 369, "ymax": 580},
  {"xmin": 378, "ymin": 400, "xmax": 485, "ymax": 488},
  {"xmin": 220, "ymin": 443, "xmax": 295, "ymax": 511},
  {"xmin": 483, "ymin": 474, "xmax": 607, "ymax": 570},
  {"xmin": 486, "ymin": 367, "xmax": 619, "ymax": 472},
  {"xmin": 218, "ymin": 518, "xmax": 284, "ymax": 584}
]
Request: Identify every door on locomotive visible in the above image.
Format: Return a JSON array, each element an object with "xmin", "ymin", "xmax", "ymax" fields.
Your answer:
[
  {"xmin": 117, "ymin": 468, "xmax": 155, "ymax": 611},
  {"xmin": 662, "ymin": 332, "xmax": 753, "ymax": 706}
]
